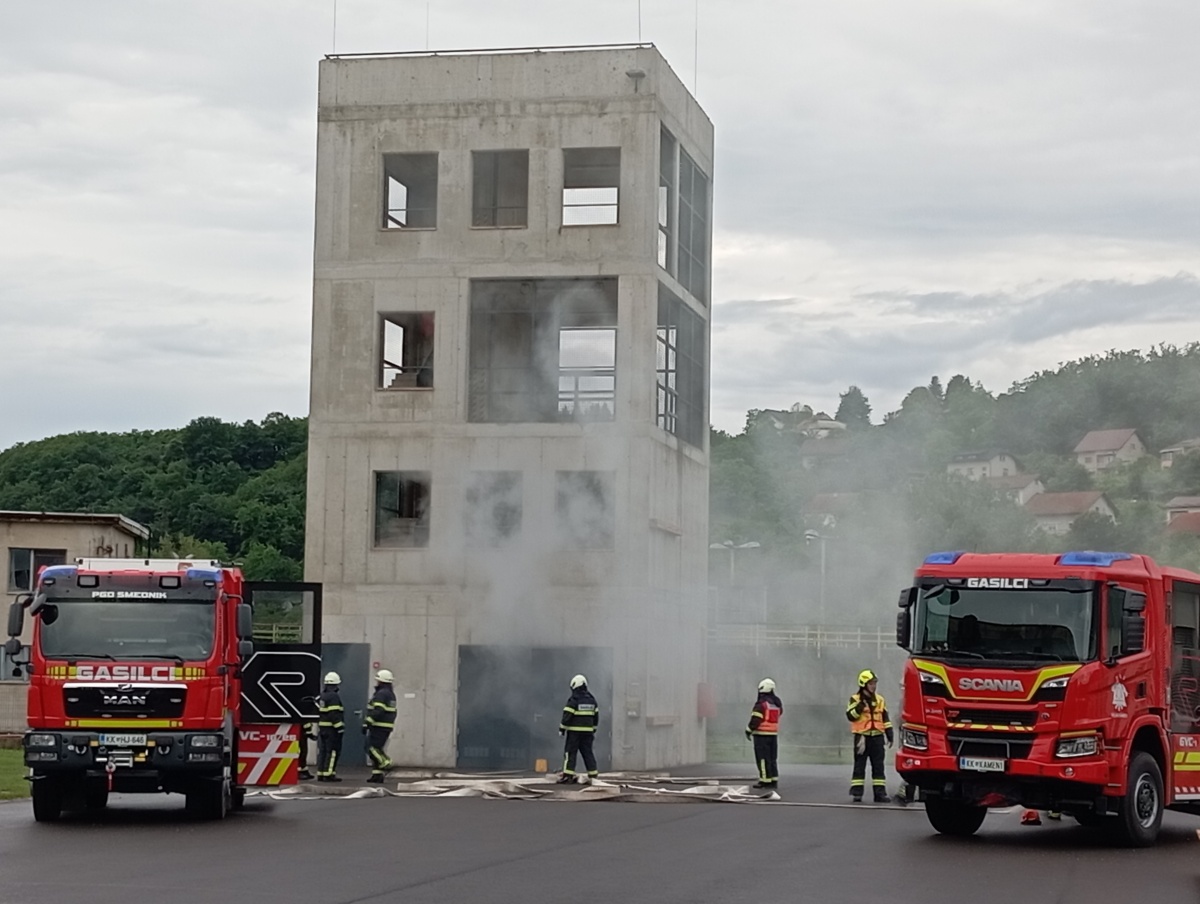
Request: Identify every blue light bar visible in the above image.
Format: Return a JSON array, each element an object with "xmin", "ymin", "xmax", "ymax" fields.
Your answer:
[
  {"xmin": 39, "ymin": 565, "xmax": 78, "ymax": 582},
  {"xmin": 924, "ymin": 551, "xmax": 966, "ymax": 565},
  {"xmin": 1058, "ymin": 551, "xmax": 1134, "ymax": 567},
  {"xmin": 185, "ymin": 567, "xmax": 223, "ymax": 582}
]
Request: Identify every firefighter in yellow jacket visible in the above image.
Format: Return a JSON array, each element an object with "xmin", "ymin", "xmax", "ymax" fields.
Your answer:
[{"xmin": 847, "ymin": 669, "xmax": 892, "ymax": 802}]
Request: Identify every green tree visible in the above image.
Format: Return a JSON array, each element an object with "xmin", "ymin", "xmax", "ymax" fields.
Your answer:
[{"xmin": 835, "ymin": 386, "xmax": 872, "ymax": 430}]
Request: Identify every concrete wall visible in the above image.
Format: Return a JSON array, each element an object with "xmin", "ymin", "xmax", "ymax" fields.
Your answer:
[{"xmin": 306, "ymin": 47, "xmax": 713, "ymax": 770}]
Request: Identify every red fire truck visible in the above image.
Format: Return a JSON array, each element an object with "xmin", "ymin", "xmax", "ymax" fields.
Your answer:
[
  {"xmin": 895, "ymin": 550, "xmax": 1200, "ymax": 846},
  {"xmin": 3, "ymin": 558, "xmax": 322, "ymax": 822}
]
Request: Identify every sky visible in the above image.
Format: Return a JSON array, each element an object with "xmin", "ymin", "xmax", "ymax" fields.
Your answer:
[{"xmin": 1, "ymin": 0, "xmax": 1198, "ymax": 451}]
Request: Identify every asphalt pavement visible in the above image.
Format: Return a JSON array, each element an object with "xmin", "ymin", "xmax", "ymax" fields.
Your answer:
[{"xmin": 1, "ymin": 765, "xmax": 1198, "ymax": 904}]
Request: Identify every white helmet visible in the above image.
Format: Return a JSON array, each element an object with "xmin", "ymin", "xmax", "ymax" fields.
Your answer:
[
  {"xmin": 324, "ymin": 671, "xmax": 341, "ymax": 685},
  {"xmin": 570, "ymin": 674, "xmax": 588, "ymax": 690},
  {"xmin": 376, "ymin": 669, "xmax": 394, "ymax": 683},
  {"xmin": 758, "ymin": 678, "xmax": 776, "ymax": 693}
]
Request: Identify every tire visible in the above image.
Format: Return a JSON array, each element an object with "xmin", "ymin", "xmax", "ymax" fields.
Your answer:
[
  {"xmin": 186, "ymin": 777, "xmax": 230, "ymax": 820},
  {"xmin": 924, "ymin": 796, "xmax": 987, "ymax": 837},
  {"xmin": 231, "ymin": 787, "xmax": 246, "ymax": 811},
  {"xmin": 31, "ymin": 777, "xmax": 63, "ymax": 823},
  {"xmin": 1110, "ymin": 751, "xmax": 1163, "ymax": 847},
  {"xmin": 1072, "ymin": 811, "xmax": 1105, "ymax": 828},
  {"xmin": 84, "ymin": 783, "xmax": 109, "ymax": 811}
]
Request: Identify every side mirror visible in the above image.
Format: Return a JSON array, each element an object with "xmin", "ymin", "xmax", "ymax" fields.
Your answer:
[
  {"xmin": 238, "ymin": 640, "xmax": 254, "ymax": 659},
  {"xmin": 3, "ymin": 637, "xmax": 21, "ymax": 657},
  {"xmin": 898, "ymin": 587, "xmax": 916, "ymax": 609},
  {"xmin": 1121, "ymin": 614, "xmax": 1145, "ymax": 656},
  {"xmin": 896, "ymin": 610, "xmax": 912, "ymax": 651},
  {"xmin": 1124, "ymin": 591, "xmax": 1146, "ymax": 613},
  {"xmin": 6, "ymin": 601, "xmax": 23, "ymax": 639},
  {"xmin": 237, "ymin": 604, "xmax": 253, "ymax": 640}
]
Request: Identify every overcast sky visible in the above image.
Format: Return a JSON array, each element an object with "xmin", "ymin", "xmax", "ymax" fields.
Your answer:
[{"xmin": 1, "ymin": 0, "xmax": 1197, "ymax": 451}]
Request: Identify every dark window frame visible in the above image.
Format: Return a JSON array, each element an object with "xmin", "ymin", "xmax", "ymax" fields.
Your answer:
[{"xmin": 373, "ymin": 471, "xmax": 432, "ymax": 549}]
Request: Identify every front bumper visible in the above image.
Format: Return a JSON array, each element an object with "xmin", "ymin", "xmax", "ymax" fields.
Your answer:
[
  {"xmin": 24, "ymin": 730, "xmax": 229, "ymax": 777},
  {"xmin": 896, "ymin": 751, "xmax": 1111, "ymax": 809}
]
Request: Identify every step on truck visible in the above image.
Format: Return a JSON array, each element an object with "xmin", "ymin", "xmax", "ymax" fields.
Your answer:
[
  {"xmin": 895, "ymin": 550, "xmax": 1200, "ymax": 846},
  {"xmin": 4, "ymin": 558, "xmax": 323, "ymax": 821}
]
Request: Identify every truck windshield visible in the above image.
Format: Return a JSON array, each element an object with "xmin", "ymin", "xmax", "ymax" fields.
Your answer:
[
  {"xmin": 38, "ymin": 600, "xmax": 216, "ymax": 661},
  {"xmin": 914, "ymin": 583, "xmax": 1097, "ymax": 663}
]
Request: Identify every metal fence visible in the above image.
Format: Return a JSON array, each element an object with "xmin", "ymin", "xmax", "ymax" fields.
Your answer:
[{"xmin": 708, "ymin": 624, "xmax": 895, "ymax": 658}]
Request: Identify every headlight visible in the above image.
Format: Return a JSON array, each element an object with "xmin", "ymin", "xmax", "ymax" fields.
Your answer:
[
  {"xmin": 189, "ymin": 735, "xmax": 221, "ymax": 748},
  {"xmin": 27, "ymin": 733, "xmax": 58, "ymax": 748},
  {"xmin": 1042, "ymin": 676, "xmax": 1071, "ymax": 689},
  {"xmin": 1056, "ymin": 735, "xmax": 1099, "ymax": 758},
  {"xmin": 901, "ymin": 728, "xmax": 928, "ymax": 751},
  {"xmin": 27, "ymin": 751, "xmax": 59, "ymax": 762}
]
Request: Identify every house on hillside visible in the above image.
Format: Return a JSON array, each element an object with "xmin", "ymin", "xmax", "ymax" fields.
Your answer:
[
  {"xmin": 1160, "ymin": 438, "xmax": 1200, "ymax": 469},
  {"xmin": 985, "ymin": 474, "xmax": 1045, "ymax": 506},
  {"xmin": 947, "ymin": 451, "xmax": 1022, "ymax": 480},
  {"xmin": 753, "ymin": 405, "xmax": 846, "ymax": 439},
  {"xmin": 1165, "ymin": 496, "xmax": 1200, "ymax": 523},
  {"xmin": 1165, "ymin": 512, "xmax": 1200, "ymax": 537},
  {"xmin": 1024, "ymin": 491, "xmax": 1116, "ymax": 535},
  {"xmin": 1073, "ymin": 429, "xmax": 1146, "ymax": 473}
]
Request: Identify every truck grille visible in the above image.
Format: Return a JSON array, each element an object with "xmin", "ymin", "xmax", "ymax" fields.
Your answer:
[
  {"xmin": 63, "ymin": 685, "xmax": 186, "ymax": 719},
  {"xmin": 947, "ymin": 730, "xmax": 1034, "ymax": 760},
  {"xmin": 946, "ymin": 708, "xmax": 1037, "ymax": 727}
]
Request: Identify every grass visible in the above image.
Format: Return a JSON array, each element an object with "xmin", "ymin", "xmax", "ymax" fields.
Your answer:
[{"xmin": 0, "ymin": 748, "xmax": 28, "ymax": 800}]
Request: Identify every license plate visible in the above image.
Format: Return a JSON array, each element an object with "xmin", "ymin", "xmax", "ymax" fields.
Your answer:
[
  {"xmin": 959, "ymin": 756, "xmax": 1005, "ymax": 772},
  {"xmin": 100, "ymin": 733, "xmax": 147, "ymax": 747}
]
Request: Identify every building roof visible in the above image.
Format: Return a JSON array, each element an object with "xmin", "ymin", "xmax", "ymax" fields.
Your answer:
[
  {"xmin": 1166, "ymin": 512, "xmax": 1200, "ymax": 536},
  {"xmin": 1161, "ymin": 437, "xmax": 1200, "ymax": 454},
  {"xmin": 0, "ymin": 510, "xmax": 150, "ymax": 539},
  {"xmin": 950, "ymin": 450, "xmax": 1017, "ymax": 464},
  {"xmin": 1165, "ymin": 496, "xmax": 1200, "ymax": 509},
  {"xmin": 1024, "ymin": 491, "xmax": 1108, "ymax": 517},
  {"xmin": 1073, "ymin": 428, "xmax": 1139, "ymax": 454}
]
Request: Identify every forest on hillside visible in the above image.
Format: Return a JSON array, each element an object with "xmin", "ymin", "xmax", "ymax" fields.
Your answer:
[{"xmin": 3, "ymin": 345, "xmax": 1200, "ymax": 603}]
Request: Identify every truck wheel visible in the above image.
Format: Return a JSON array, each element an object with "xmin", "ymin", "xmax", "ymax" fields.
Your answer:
[
  {"xmin": 924, "ymin": 796, "xmax": 987, "ymax": 837},
  {"xmin": 1111, "ymin": 751, "xmax": 1163, "ymax": 847},
  {"xmin": 1072, "ymin": 811, "xmax": 1105, "ymax": 828},
  {"xmin": 186, "ymin": 778, "xmax": 230, "ymax": 820},
  {"xmin": 31, "ymin": 778, "xmax": 64, "ymax": 823},
  {"xmin": 231, "ymin": 787, "xmax": 246, "ymax": 811},
  {"xmin": 84, "ymin": 783, "xmax": 109, "ymax": 811}
]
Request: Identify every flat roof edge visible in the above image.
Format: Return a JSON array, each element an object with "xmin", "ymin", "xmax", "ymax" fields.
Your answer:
[
  {"xmin": 0, "ymin": 510, "xmax": 151, "ymax": 539},
  {"xmin": 325, "ymin": 42, "xmax": 655, "ymax": 61}
]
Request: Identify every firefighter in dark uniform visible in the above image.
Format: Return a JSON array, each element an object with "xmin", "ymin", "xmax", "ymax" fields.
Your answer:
[
  {"xmin": 297, "ymin": 720, "xmax": 316, "ymax": 782},
  {"xmin": 316, "ymin": 671, "xmax": 345, "ymax": 783},
  {"xmin": 847, "ymin": 669, "xmax": 892, "ymax": 802},
  {"xmin": 364, "ymin": 668, "xmax": 397, "ymax": 784},
  {"xmin": 557, "ymin": 674, "xmax": 600, "ymax": 784},
  {"xmin": 745, "ymin": 678, "xmax": 782, "ymax": 789}
]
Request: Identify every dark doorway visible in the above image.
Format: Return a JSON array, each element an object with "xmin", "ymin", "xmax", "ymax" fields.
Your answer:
[
  {"xmin": 456, "ymin": 645, "xmax": 612, "ymax": 771},
  {"xmin": 320, "ymin": 642, "xmax": 372, "ymax": 762}
]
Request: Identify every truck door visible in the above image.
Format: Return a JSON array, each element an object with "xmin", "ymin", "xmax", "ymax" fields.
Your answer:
[{"xmin": 240, "ymin": 582, "xmax": 323, "ymax": 724}]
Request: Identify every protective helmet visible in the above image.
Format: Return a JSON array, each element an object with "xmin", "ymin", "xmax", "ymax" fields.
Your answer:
[
  {"xmin": 376, "ymin": 669, "xmax": 394, "ymax": 683},
  {"xmin": 758, "ymin": 678, "xmax": 776, "ymax": 693},
  {"xmin": 324, "ymin": 671, "xmax": 341, "ymax": 685},
  {"xmin": 570, "ymin": 674, "xmax": 588, "ymax": 690},
  {"xmin": 858, "ymin": 669, "xmax": 877, "ymax": 687}
]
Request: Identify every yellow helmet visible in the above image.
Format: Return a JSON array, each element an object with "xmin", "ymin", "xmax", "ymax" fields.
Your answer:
[{"xmin": 858, "ymin": 669, "xmax": 877, "ymax": 687}]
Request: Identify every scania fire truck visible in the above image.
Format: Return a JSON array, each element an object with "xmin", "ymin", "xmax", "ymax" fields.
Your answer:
[
  {"xmin": 895, "ymin": 550, "xmax": 1200, "ymax": 846},
  {"xmin": 4, "ymin": 558, "xmax": 322, "ymax": 821}
]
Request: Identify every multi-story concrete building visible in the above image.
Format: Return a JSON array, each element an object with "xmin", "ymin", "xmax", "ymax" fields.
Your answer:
[{"xmin": 305, "ymin": 45, "xmax": 713, "ymax": 770}]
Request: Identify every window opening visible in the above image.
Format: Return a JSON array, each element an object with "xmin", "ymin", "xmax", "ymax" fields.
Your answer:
[
  {"xmin": 562, "ymin": 148, "xmax": 620, "ymax": 226},
  {"xmin": 656, "ymin": 285, "xmax": 706, "ymax": 448},
  {"xmin": 465, "ymin": 472, "xmax": 523, "ymax": 546},
  {"xmin": 472, "ymin": 150, "xmax": 529, "ymax": 227},
  {"xmin": 469, "ymin": 278, "xmax": 618, "ymax": 423},
  {"xmin": 658, "ymin": 127, "xmax": 677, "ymax": 272},
  {"xmin": 379, "ymin": 312, "xmax": 435, "ymax": 389},
  {"xmin": 8, "ymin": 548, "xmax": 67, "ymax": 593},
  {"xmin": 555, "ymin": 471, "xmax": 615, "ymax": 549},
  {"xmin": 374, "ymin": 472, "xmax": 432, "ymax": 548},
  {"xmin": 383, "ymin": 153, "xmax": 438, "ymax": 229},
  {"xmin": 677, "ymin": 149, "xmax": 710, "ymax": 303}
]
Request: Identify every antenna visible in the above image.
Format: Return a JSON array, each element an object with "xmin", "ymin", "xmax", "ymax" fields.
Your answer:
[
  {"xmin": 693, "ymin": 0, "xmax": 699, "ymax": 95},
  {"xmin": 638, "ymin": 0, "xmax": 642, "ymax": 42},
  {"xmin": 426, "ymin": 1, "xmax": 430, "ymax": 51},
  {"xmin": 332, "ymin": 0, "xmax": 338, "ymax": 54}
]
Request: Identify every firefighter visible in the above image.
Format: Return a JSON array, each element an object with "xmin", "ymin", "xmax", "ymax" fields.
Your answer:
[
  {"xmin": 557, "ymin": 674, "xmax": 600, "ymax": 784},
  {"xmin": 316, "ymin": 671, "xmax": 345, "ymax": 783},
  {"xmin": 745, "ymin": 678, "xmax": 782, "ymax": 789},
  {"xmin": 364, "ymin": 668, "xmax": 397, "ymax": 784},
  {"xmin": 297, "ymin": 719, "xmax": 316, "ymax": 782},
  {"xmin": 847, "ymin": 668, "xmax": 893, "ymax": 802}
]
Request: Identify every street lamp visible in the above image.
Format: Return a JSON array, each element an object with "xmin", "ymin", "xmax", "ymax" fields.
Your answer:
[
  {"xmin": 804, "ymin": 530, "xmax": 827, "ymax": 625},
  {"xmin": 709, "ymin": 540, "xmax": 762, "ymax": 623}
]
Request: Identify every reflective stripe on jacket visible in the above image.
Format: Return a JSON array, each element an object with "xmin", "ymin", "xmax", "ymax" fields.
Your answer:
[
  {"xmin": 846, "ymin": 691, "xmax": 891, "ymax": 735},
  {"xmin": 561, "ymin": 689, "xmax": 600, "ymax": 732},
  {"xmin": 748, "ymin": 692, "xmax": 782, "ymax": 735},
  {"xmin": 365, "ymin": 684, "xmax": 397, "ymax": 731},
  {"xmin": 318, "ymin": 688, "xmax": 345, "ymax": 732}
]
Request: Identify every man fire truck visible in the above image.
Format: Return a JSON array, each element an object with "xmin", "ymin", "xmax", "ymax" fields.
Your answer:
[
  {"xmin": 896, "ymin": 550, "xmax": 1200, "ymax": 846},
  {"xmin": 4, "ymin": 558, "xmax": 319, "ymax": 822}
]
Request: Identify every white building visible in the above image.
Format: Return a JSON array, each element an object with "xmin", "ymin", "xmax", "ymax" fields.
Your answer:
[{"xmin": 304, "ymin": 45, "xmax": 713, "ymax": 771}]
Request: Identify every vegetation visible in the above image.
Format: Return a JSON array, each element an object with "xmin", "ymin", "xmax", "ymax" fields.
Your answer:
[{"xmin": 0, "ymin": 748, "xmax": 28, "ymax": 800}]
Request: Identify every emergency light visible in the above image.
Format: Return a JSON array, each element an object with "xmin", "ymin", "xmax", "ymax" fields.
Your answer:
[{"xmin": 1057, "ymin": 551, "xmax": 1133, "ymax": 567}]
